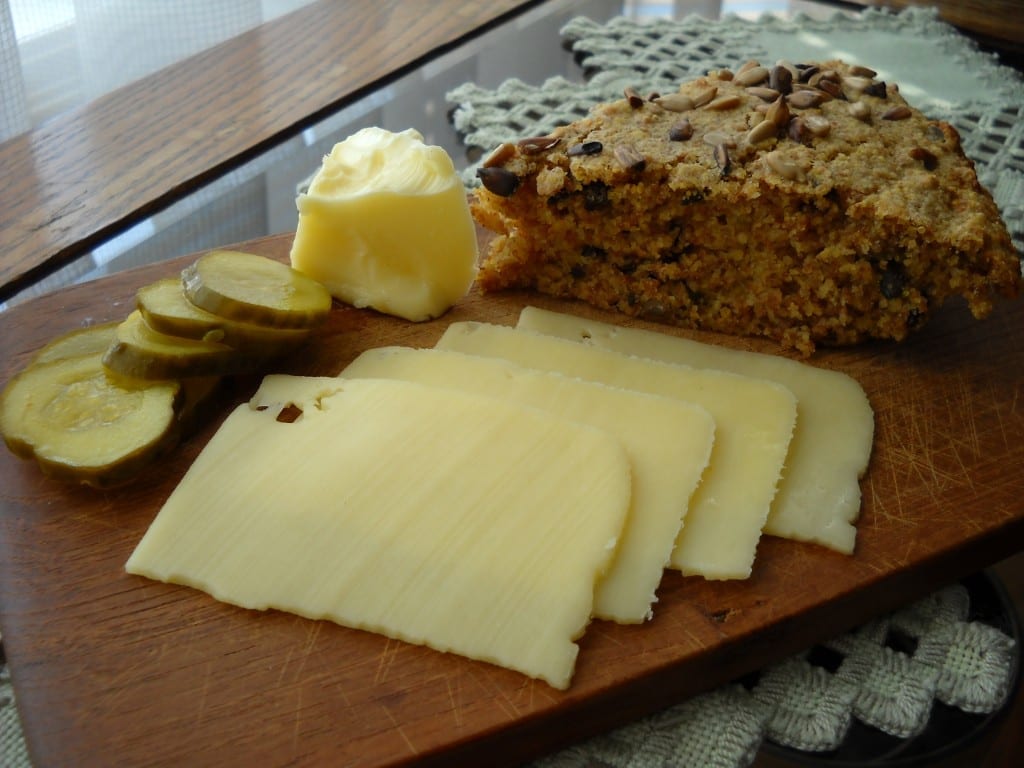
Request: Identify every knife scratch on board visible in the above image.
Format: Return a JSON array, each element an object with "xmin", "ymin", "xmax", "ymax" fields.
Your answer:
[
  {"xmin": 445, "ymin": 677, "xmax": 464, "ymax": 727},
  {"xmin": 276, "ymin": 646, "xmax": 296, "ymax": 686},
  {"xmin": 292, "ymin": 621, "xmax": 322, "ymax": 681},
  {"xmin": 993, "ymin": 383, "xmax": 1018, "ymax": 449},
  {"xmin": 291, "ymin": 685, "xmax": 304, "ymax": 753},
  {"xmin": 684, "ymin": 624, "xmax": 712, "ymax": 647},
  {"xmin": 493, "ymin": 678, "xmax": 529, "ymax": 720},
  {"xmin": 193, "ymin": 662, "xmax": 213, "ymax": 727},
  {"xmin": 374, "ymin": 638, "xmax": 401, "ymax": 683},
  {"xmin": 380, "ymin": 704, "xmax": 419, "ymax": 757},
  {"xmin": 949, "ymin": 436, "xmax": 979, "ymax": 496},
  {"xmin": 869, "ymin": 482, "xmax": 901, "ymax": 527}
]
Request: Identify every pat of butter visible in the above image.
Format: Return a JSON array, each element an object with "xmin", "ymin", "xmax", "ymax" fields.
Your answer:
[
  {"xmin": 517, "ymin": 307, "xmax": 874, "ymax": 554},
  {"xmin": 290, "ymin": 127, "xmax": 477, "ymax": 321},
  {"xmin": 126, "ymin": 377, "xmax": 631, "ymax": 690},
  {"xmin": 436, "ymin": 322, "xmax": 797, "ymax": 580},
  {"xmin": 340, "ymin": 346, "xmax": 715, "ymax": 623}
]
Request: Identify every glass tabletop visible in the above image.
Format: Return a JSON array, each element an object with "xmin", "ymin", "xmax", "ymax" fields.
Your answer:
[
  {"xmin": 2, "ymin": 0, "xmax": 1020, "ymax": 312},
  {"xmin": 1, "ymin": 0, "xmax": 848, "ymax": 311}
]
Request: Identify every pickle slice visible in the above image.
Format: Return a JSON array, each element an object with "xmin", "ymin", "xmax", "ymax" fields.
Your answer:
[
  {"xmin": 0, "ymin": 354, "xmax": 181, "ymax": 487},
  {"xmin": 137, "ymin": 278, "xmax": 311, "ymax": 353},
  {"xmin": 181, "ymin": 250, "xmax": 332, "ymax": 329},
  {"xmin": 31, "ymin": 322, "xmax": 119, "ymax": 365},
  {"xmin": 103, "ymin": 310, "xmax": 254, "ymax": 380}
]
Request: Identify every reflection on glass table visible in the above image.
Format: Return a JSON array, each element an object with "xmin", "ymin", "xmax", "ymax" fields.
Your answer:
[{"xmin": 1, "ymin": 0, "xmax": 837, "ymax": 311}]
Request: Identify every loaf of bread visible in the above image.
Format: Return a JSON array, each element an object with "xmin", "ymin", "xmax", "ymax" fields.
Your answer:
[{"xmin": 471, "ymin": 60, "xmax": 1021, "ymax": 354}]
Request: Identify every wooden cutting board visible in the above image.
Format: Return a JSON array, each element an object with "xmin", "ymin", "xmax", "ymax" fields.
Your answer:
[{"xmin": 2, "ymin": 232, "xmax": 1023, "ymax": 767}]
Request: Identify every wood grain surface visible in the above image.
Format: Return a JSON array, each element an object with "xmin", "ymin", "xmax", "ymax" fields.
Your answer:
[
  {"xmin": 1, "ymin": 233, "xmax": 1023, "ymax": 767},
  {"xmin": 842, "ymin": 0, "xmax": 1024, "ymax": 65},
  {"xmin": 0, "ymin": 0, "xmax": 542, "ymax": 302}
]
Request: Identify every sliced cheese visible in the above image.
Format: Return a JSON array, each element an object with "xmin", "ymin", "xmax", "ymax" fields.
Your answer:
[
  {"xmin": 517, "ymin": 307, "xmax": 874, "ymax": 554},
  {"xmin": 436, "ymin": 322, "xmax": 797, "ymax": 580},
  {"xmin": 126, "ymin": 377, "xmax": 632, "ymax": 690},
  {"xmin": 340, "ymin": 346, "xmax": 716, "ymax": 623}
]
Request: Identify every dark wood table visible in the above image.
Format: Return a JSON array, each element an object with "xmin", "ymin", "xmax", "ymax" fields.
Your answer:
[
  {"xmin": 843, "ymin": 0, "xmax": 1024, "ymax": 69},
  {"xmin": 0, "ymin": 0, "xmax": 546, "ymax": 303},
  {"xmin": 1, "ymin": 0, "xmax": 1020, "ymax": 304}
]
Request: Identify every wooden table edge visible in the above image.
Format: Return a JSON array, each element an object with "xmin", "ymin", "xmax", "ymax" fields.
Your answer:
[{"xmin": 0, "ymin": 0, "xmax": 547, "ymax": 302}]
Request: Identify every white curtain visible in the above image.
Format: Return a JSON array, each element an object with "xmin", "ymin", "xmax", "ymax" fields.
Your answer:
[
  {"xmin": 0, "ymin": 0, "xmax": 29, "ymax": 141},
  {"xmin": 74, "ymin": 0, "xmax": 262, "ymax": 100},
  {"xmin": 0, "ymin": 0, "xmax": 310, "ymax": 142},
  {"xmin": 0, "ymin": 0, "xmax": 309, "ymax": 308}
]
